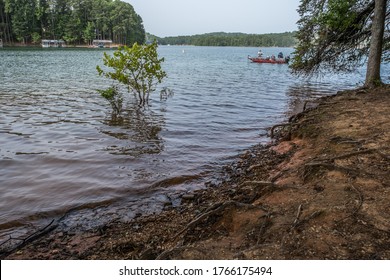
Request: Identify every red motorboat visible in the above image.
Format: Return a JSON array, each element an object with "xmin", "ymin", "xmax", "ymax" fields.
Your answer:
[{"xmin": 248, "ymin": 55, "xmax": 290, "ymax": 64}]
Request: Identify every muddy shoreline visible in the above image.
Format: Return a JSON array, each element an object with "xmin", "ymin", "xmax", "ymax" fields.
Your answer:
[{"xmin": 2, "ymin": 86, "xmax": 390, "ymax": 260}]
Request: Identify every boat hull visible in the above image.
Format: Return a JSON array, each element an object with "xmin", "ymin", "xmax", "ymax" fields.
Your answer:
[{"xmin": 248, "ymin": 56, "xmax": 288, "ymax": 64}]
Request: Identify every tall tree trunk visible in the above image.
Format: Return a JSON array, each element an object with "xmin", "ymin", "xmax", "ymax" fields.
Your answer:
[
  {"xmin": 5, "ymin": 12, "xmax": 12, "ymax": 44},
  {"xmin": 0, "ymin": 2, "xmax": 6, "ymax": 43},
  {"xmin": 365, "ymin": 0, "xmax": 387, "ymax": 87}
]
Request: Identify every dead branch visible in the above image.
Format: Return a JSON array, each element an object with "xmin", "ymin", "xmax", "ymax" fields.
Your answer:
[{"xmin": 0, "ymin": 219, "xmax": 58, "ymax": 258}]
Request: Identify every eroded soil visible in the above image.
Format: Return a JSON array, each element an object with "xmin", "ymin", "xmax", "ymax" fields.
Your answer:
[{"xmin": 3, "ymin": 86, "xmax": 390, "ymax": 260}]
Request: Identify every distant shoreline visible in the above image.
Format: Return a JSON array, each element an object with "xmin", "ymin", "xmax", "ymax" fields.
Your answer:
[{"xmin": 1, "ymin": 43, "xmax": 295, "ymax": 49}]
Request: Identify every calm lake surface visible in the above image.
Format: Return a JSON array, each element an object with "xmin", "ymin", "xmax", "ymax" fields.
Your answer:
[{"xmin": 0, "ymin": 46, "xmax": 385, "ymax": 238}]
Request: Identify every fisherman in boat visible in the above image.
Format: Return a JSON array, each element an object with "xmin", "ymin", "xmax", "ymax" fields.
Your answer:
[
  {"xmin": 258, "ymin": 49, "xmax": 263, "ymax": 58},
  {"xmin": 278, "ymin": 52, "xmax": 284, "ymax": 59}
]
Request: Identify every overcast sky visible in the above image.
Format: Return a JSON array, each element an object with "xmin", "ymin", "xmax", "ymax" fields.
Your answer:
[{"xmin": 125, "ymin": 0, "xmax": 301, "ymax": 37}]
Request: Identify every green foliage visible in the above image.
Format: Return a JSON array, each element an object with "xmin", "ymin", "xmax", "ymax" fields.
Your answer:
[
  {"xmin": 152, "ymin": 32, "xmax": 297, "ymax": 47},
  {"xmin": 97, "ymin": 41, "xmax": 167, "ymax": 105},
  {"xmin": 290, "ymin": 0, "xmax": 389, "ymax": 75},
  {"xmin": 97, "ymin": 85, "xmax": 123, "ymax": 115},
  {"xmin": 0, "ymin": 0, "xmax": 145, "ymax": 45},
  {"xmin": 31, "ymin": 32, "xmax": 41, "ymax": 44},
  {"xmin": 83, "ymin": 22, "xmax": 95, "ymax": 45}
]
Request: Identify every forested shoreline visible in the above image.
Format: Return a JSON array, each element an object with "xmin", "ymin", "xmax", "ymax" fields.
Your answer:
[
  {"xmin": 0, "ymin": 0, "xmax": 145, "ymax": 46},
  {"xmin": 149, "ymin": 32, "xmax": 297, "ymax": 47},
  {"xmin": 0, "ymin": 1, "xmax": 296, "ymax": 48}
]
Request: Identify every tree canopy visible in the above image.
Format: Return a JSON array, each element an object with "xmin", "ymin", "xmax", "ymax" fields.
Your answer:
[
  {"xmin": 0, "ymin": 0, "xmax": 145, "ymax": 45},
  {"xmin": 150, "ymin": 32, "xmax": 297, "ymax": 47},
  {"xmin": 290, "ymin": 0, "xmax": 389, "ymax": 87},
  {"xmin": 97, "ymin": 41, "xmax": 167, "ymax": 106}
]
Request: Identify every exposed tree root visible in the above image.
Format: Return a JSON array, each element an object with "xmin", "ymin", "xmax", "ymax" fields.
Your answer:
[
  {"xmin": 329, "ymin": 148, "xmax": 388, "ymax": 161},
  {"xmin": 239, "ymin": 181, "xmax": 286, "ymax": 202},
  {"xmin": 302, "ymin": 148, "xmax": 389, "ymax": 181},
  {"xmin": 304, "ymin": 162, "xmax": 362, "ymax": 176},
  {"xmin": 173, "ymin": 201, "xmax": 266, "ymax": 240},
  {"xmin": 255, "ymin": 215, "xmax": 273, "ymax": 245},
  {"xmin": 336, "ymin": 184, "xmax": 364, "ymax": 224},
  {"xmin": 270, "ymin": 123, "xmax": 292, "ymax": 139},
  {"xmin": 241, "ymin": 181, "xmax": 275, "ymax": 188}
]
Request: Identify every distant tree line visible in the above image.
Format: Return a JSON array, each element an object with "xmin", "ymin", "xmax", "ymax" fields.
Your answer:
[
  {"xmin": 149, "ymin": 32, "xmax": 297, "ymax": 47},
  {"xmin": 0, "ymin": 0, "xmax": 145, "ymax": 46}
]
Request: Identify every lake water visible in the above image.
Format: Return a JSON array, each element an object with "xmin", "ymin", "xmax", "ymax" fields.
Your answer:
[{"xmin": 0, "ymin": 46, "xmax": 384, "ymax": 239}]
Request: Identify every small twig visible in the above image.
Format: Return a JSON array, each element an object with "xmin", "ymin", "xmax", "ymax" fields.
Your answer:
[
  {"xmin": 247, "ymin": 164, "xmax": 263, "ymax": 172},
  {"xmin": 292, "ymin": 210, "xmax": 324, "ymax": 229},
  {"xmin": 292, "ymin": 204, "xmax": 303, "ymax": 228}
]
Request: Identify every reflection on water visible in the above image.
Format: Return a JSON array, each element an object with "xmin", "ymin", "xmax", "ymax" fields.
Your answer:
[
  {"xmin": 0, "ymin": 46, "xmax": 382, "ymax": 239},
  {"xmin": 101, "ymin": 102, "xmax": 165, "ymax": 156}
]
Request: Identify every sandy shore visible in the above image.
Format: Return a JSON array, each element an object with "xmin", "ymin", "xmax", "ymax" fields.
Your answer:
[{"xmin": 2, "ymin": 85, "xmax": 390, "ymax": 259}]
